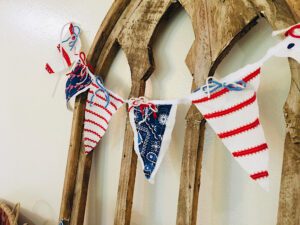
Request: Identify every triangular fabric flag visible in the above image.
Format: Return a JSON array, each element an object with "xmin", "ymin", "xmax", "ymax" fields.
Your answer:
[
  {"xmin": 65, "ymin": 53, "xmax": 93, "ymax": 109},
  {"xmin": 190, "ymin": 66, "xmax": 269, "ymax": 190},
  {"xmin": 83, "ymin": 75, "xmax": 124, "ymax": 153},
  {"xmin": 128, "ymin": 98, "xmax": 177, "ymax": 183}
]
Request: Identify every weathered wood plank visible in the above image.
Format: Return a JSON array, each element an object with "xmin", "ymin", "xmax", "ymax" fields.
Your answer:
[
  {"xmin": 245, "ymin": 2, "xmax": 299, "ymax": 224},
  {"xmin": 88, "ymin": 0, "xmax": 131, "ymax": 67},
  {"xmin": 59, "ymin": 0, "xmax": 132, "ymax": 223},
  {"xmin": 277, "ymin": 59, "xmax": 300, "ymax": 225},
  {"xmin": 70, "ymin": 151, "xmax": 93, "ymax": 225},
  {"xmin": 176, "ymin": 0, "xmax": 210, "ymax": 224},
  {"xmin": 114, "ymin": 1, "xmax": 176, "ymax": 224},
  {"xmin": 176, "ymin": 105, "xmax": 205, "ymax": 225},
  {"xmin": 113, "ymin": 82, "xmax": 144, "ymax": 225},
  {"xmin": 59, "ymin": 94, "xmax": 87, "ymax": 223},
  {"xmin": 285, "ymin": 0, "xmax": 300, "ymax": 21},
  {"xmin": 176, "ymin": 1, "xmax": 258, "ymax": 224}
]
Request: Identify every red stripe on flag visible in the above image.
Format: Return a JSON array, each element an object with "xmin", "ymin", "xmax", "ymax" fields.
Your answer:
[
  {"xmin": 86, "ymin": 100, "xmax": 113, "ymax": 116},
  {"xmin": 85, "ymin": 119, "xmax": 107, "ymax": 132},
  {"xmin": 250, "ymin": 171, "xmax": 269, "ymax": 180},
  {"xmin": 192, "ymin": 88, "xmax": 229, "ymax": 104},
  {"xmin": 85, "ymin": 109, "xmax": 109, "ymax": 124},
  {"xmin": 83, "ymin": 129, "xmax": 102, "ymax": 139},
  {"xmin": 89, "ymin": 90, "xmax": 118, "ymax": 110},
  {"xmin": 192, "ymin": 68, "xmax": 261, "ymax": 104},
  {"xmin": 232, "ymin": 143, "xmax": 268, "ymax": 157},
  {"xmin": 204, "ymin": 94, "xmax": 257, "ymax": 119},
  {"xmin": 218, "ymin": 118, "xmax": 260, "ymax": 139},
  {"xmin": 84, "ymin": 144, "xmax": 94, "ymax": 149},
  {"xmin": 62, "ymin": 47, "xmax": 72, "ymax": 66},
  {"xmin": 109, "ymin": 93, "xmax": 124, "ymax": 104},
  {"xmin": 84, "ymin": 137, "xmax": 98, "ymax": 144},
  {"xmin": 242, "ymin": 68, "xmax": 261, "ymax": 82}
]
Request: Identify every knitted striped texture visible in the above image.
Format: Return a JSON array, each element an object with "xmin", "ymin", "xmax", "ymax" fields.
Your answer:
[
  {"xmin": 191, "ymin": 68, "xmax": 269, "ymax": 190},
  {"xmin": 83, "ymin": 80, "xmax": 124, "ymax": 153}
]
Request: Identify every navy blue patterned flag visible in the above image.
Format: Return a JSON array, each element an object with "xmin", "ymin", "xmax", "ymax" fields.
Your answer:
[
  {"xmin": 65, "ymin": 62, "xmax": 92, "ymax": 109},
  {"xmin": 128, "ymin": 98, "xmax": 177, "ymax": 183}
]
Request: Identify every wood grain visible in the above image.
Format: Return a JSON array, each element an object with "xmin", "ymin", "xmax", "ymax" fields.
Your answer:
[
  {"xmin": 59, "ymin": 0, "xmax": 132, "ymax": 223},
  {"xmin": 277, "ymin": 59, "xmax": 300, "ymax": 225},
  {"xmin": 286, "ymin": 0, "xmax": 300, "ymax": 21},
  {"xmin": 246, "ymin": 2, "xmax": 299, "ymax": 224},
  {"xmin": 59, "ymin": 94, "xmax": 87, "ymax": 223},
  {"xmin": 176, "ymin": 105, "xmax": 205, "ymax": 225},
  {"xmin": 114, "ymin": 1, "xmax": 176, "ymax": 224},
  {"xmin": 176, "ymin": 1, "xmax": 258, "ymax": 224}
]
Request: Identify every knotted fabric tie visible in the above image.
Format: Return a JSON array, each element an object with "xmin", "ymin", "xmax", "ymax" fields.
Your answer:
[
  {"xmin": 61, "ymin": 23, "xmax": 81, "ymax": 51},
  {"xmin": 285, "ymin": 24, "xmax": 300, "ymax": 38},
  {"xmin": 65, "ymin": 52, "xmax": 92, "ymax": 86},
  {"xmin": 77, "ymin": 52, "xmax": 94, "ymax": 76},
  {"xmin": 200, "ymin": 77, "xmax": 247, "ymax": 98},
  {"xmin": 45, "ymin": 22, "xmax": 82, "ymax": 76},
  {"xmin": 128, "ymin": 97, "xmax": 158, "ymax": 124},
  {"xmin": 90, "ymin": 76, "xmax": 111, "ymax": 108}
]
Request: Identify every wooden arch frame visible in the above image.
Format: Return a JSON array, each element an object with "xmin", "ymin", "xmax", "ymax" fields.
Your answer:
[{"xmin": 58, "ymin": 1, "xmax": 300, "ymax": 225}]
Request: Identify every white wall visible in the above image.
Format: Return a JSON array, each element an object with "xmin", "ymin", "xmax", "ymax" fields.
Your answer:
[{"xmin": 0, "ymin": 1, "xmax": 290, "ymax": 225}]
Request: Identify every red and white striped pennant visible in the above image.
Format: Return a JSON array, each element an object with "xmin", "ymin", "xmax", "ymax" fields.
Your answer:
[
  {"xmin": 83, "ymin": 78, "xmax": 124, "ymax": 153},
  {"xmin": 191, "ymin": 67, "xmax": 270, "ymax": 190}
]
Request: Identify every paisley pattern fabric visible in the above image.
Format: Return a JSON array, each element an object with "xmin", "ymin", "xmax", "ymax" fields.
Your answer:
[
  {"xmin": 65, "ymin": 62, "xmax": 92, "ymax": 106},
  {"xmin": 129, "ymin": 103, "xmax": 177, "ymax": 183}
]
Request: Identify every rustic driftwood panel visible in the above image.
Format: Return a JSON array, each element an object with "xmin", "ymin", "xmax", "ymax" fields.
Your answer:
[
  {"xmin": 59, "ymin": 0, "xmax": 300, "ymax": 225},
  {"xmin": 176, "ymin": 1, "xmax": 259, "ymax": 223},
  {"xmin": 247, "ymin": 2, "xmax": 299, "ymax": 224},
  {"xmin": 59, "ymin": 0, "xmax": 133, "ymax": 223},
  {"xmin": 277, "ymin": 59, "xmax": 300, "ymax": 225},
  {"xmin": 114, "ymin": 1, "xmax": 175, "ymax": 225},
  {"xmin": 59, "ymin": 93, "xmax": 89, "ymax": 224},
  {"xmin": 285, "ymin": 0, "xmax": 300, "ymax": 21}
]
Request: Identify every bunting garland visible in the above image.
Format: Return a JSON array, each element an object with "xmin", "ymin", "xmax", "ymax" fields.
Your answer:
[{"xmin": 45, "ymin": 22, "xmax": 300, "ymax": 188}]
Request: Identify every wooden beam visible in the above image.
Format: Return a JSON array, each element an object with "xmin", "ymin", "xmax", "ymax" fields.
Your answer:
[
  {"xmin": 113, "ymin": 81, "xmax": 145, "ymax": 225},
  {"xmin": 114, "ymin": 1, "xmax": 176, "ymax": 224},
  {"xmin": 176, "ymin": 1, "xmax": 258, "ymax": 224},
  {"xmin": 176, "ymin": 105, "xmax": 205, "ymax": 225},
  {"xmin": 59, "ymin": 0, "xmax": 132, "ymax": 223},
  {"xmin": 285, "ymin": 0, "xmax": 300, "ymax": 21},
  {"xmin": 246, "ymin": 2, "xmax": 299, "ymax": 224},
  {"xmin": 59, "ymin": 94, "xmax": 87, "ymax": 223},
  {"xmin": 277, "ymin": 59, "xmax": 300, "ymax": 225}
]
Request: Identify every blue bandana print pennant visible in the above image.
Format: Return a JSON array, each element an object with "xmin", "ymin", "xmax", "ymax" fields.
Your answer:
[
  {"xmin": 129, "ymin": 101, "xmax": 177, "ymax": 183},
  {"xmin": 65, "ymin": 62, "xmax": 92, "ymax": 106}
]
